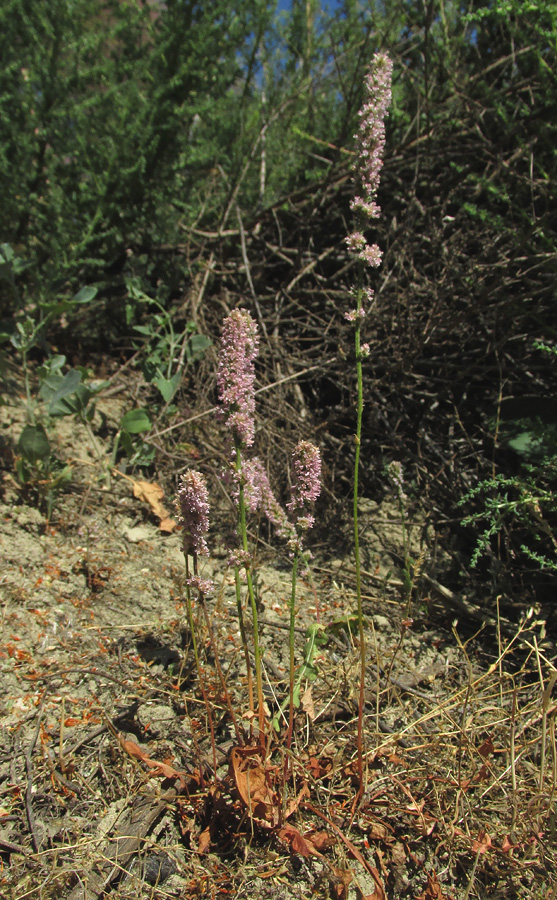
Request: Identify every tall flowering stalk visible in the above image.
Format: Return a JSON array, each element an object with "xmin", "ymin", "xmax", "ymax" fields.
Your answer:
[
  {"xmin": 217, "ymin": 309, "xmax": 266, "ymax": 736},
  {"xmin": 285, "ymin": 441, "xmax": 321, "ymax": 750},
  {"xmin": 346, "ymin": 53, "xmax": 392, "ymax": 798}
]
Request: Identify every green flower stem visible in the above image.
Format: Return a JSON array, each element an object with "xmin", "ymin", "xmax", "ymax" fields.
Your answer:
[
  {"xmin": 184, "ymin": 556, "xmax": 201, "ymax": 676},
  {"xmin": 354, "ymin": 300, "xmax": 366, "ymax": 797},
  {"xmin": 235, "ymin": 441, "xmax": 265, "ymax": 736},
  {"xmin": 286, "ymin": 548, "xmax": 300, "ymax": 751},
  {"xmin": 22, "ymin": 347, "xmax": 35, "ymax": 425},
  {"xmin": 184, "ymin": 553, "xmax": 217, "ymax": 779},
  {"xmin": 234, "ymin": 565, "xmax": 254, "ymax": 714}
]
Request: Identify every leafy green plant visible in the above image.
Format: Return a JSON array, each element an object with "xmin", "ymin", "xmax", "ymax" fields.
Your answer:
[
  {"xmin": 125, "ymin": 278, "xmax": 211, "ymax": 405},
  {"xmin": 1, "ymin": 243, "xmax": 98, "ymax": 423},
  {"xmin": 460, "ymin": 466, "xmax": 557, "ymax": 572},
  {"xmin": 12, "ymin": 352, "xmax": 156, "ymax": 512},
  {"xmin": 15, "ymin": 423, "xmax": 72, "ymax": 520},
  {"xmin": 0, "ymin": 0, "xmax": 275, "ymax": 326},
  {"xmin": 13, "ymin": 354, "xmax": 105, "ymax": 509},
  {"xmin": 37, "ymin": 357, "xmax": 160, "ymax": 472},
  {"xmin": 460, "ymin": 342, "xmax": 557, "ymax": 574}
]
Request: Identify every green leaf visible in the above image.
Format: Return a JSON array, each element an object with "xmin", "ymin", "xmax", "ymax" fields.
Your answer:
[
  {"xmin": 15, "ymin": 457, "xmax": 31, "ymax": 484},
  {"xmin": 38, "ymin": 355, "xmax": 67, "ymax": 380},
  {"xmin": 72, "ymin": 285, "xmax": 98, "ymax": 304},
  {"xmin": 154, "ymin": 371, "xmax": 181, "ymax": 402},
  {"xmin": 133, "ymin": 324, "xmax": 154, "ymax": 336},
  {"xmin": 184, "ymin": 333, "xmax": 212, "ymax": 363},
  {"xmin": 41, "ymin": 369, "xmax": 82, "ymax": 404},
  {"xmin": 119, "ymin": 431, "xmax": 134, "ymax": 457},
  {"xmin": 125, "ymin": 277, "xmax": 153, "ymax": 304},
  {"xmin": 0, "ymin": 243, "xmax": 33, "ymax": 277},
  {"xmin": 18, "ymin": 424, "xmax": 51, "ymax": 463},
  {"xmin": 49, "ymin": 382, "xmax": 93, "ymax": 417},
  {"xmin": 120, "ymin": 409, "xmax": 152, "ymax": 434},
  {"xmin": 40, "ymin": 369, "xmax": 94, "ymax": 417},
  {"xmin": 0, "ymin": 244, "xmax": 14, "ymax": 264},
  {"xmin": 508, "ymin": 432, "xmax": 538, "ymax": 456}
]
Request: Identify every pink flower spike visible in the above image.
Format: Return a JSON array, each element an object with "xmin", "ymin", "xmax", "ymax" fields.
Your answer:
[
  {"xmin": 346, "ymin": 53, "xmax": 392, "ymax": 278},
  {"xmin": 217, "ymin": 308, "xmax": 259, "ymax": 447},
  {"xmin": 175, "ymin": 470, "xmax": 211, "ymax": 557},
  {"xmin": 287, "ymin": 441, "xmax": 322, "ymax": 524},
  {"xmin": 352, "ymin": 53, "xmax": 392, "ymax": 222}
]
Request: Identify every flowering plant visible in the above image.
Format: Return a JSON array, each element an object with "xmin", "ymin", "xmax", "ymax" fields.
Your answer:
[
  {"xmin": 346, "ymin": 52, "xmax": 392, "ymax": 800},
  {"xmin": 176, "ymin": 306, "xmax": 323, "ymax": 745}
]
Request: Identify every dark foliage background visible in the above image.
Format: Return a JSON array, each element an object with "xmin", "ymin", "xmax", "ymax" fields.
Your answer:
[{"xmin": 1, "ymin": 0, "xmax": 556, "ymax": 618}]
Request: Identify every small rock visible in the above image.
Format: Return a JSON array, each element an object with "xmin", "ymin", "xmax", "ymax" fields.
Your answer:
[{"xmin": 123, "ymin": 525, "xmax": 154, "ymax": 543}]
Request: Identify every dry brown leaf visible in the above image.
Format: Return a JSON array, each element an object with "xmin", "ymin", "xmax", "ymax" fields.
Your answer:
[
  {"xmin": 374, "ymin": 845, "xmax": 388, "ymax": 879},
  {"xmin": 472, "ymin": 830, "xmax": 492, "ymax": 854},
  {"xmin": 119, "ymin": 734, "xmax": 189, "ymax": 787},
  {"xmin": 159, "ymin": 516, "xmax": 177, "ymax": 533},
  {"xmin": 230, "ymin": 745, "xmax": 279, "ymax": 826},
  {"xmin": 197, "ymin": 825, "xmax": 211, "ymax": 854},
  {"xmin": 367, "ymin": 821, "xmax": 391, "ymax": 842},
  {"xmin": 132, "ymin": 479, "xmax": 177, "ymax": 531},
  {"xmin": 500, "ymin": 834, "xmax": 519, "ymax": 854},
  {"xmin": 307, "ymin": 755, "xmax": 333, "ymax": 780},
  {"xmin": 387, "ymin": 751, "xmax": 405, "ymax": 766},
  {"xmin": 478, "ymin": 735, "xmax": 495, "ymax": 758},
  {"xmin": 389, "ymin": 841, "xmax": 406, "ymax": 868},
  {"xmin": 278, "ymin": 824, "xmax": 324, "ymax": 858},
  {"xmin": 301, "ymin": 685, "xmax": 315, "ymax": 720},
  {"xmin": 304, "ymin": 829, "xmax": 334, "ymax": 851}
]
